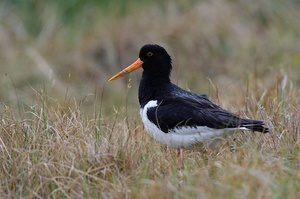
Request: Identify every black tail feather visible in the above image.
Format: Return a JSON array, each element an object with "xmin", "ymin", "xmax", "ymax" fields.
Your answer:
[{"xmin": 241, "ymin": 119, "xmax": 269, "ymax": 133}]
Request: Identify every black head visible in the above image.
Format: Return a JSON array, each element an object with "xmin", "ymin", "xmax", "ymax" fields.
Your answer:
[
  {"xmin": 139, "ymin": 44, "xmax": 172, "ymax": 76},
  {"xmin": 108, "ymin": 44, "xmax": 172, "ymax": 82}
]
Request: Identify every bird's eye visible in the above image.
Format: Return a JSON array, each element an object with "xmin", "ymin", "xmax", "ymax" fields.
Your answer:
[{"xmin": 147, "ymin": 52, "xmax": 153, "ymax": 57}]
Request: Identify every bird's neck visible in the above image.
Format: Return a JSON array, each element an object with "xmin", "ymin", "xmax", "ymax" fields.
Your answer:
[{"xmin": 138, "ymin": 71, "xmax": 171, "ymax": 108}]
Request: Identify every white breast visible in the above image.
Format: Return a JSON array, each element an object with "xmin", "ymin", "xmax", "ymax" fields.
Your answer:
[{"xmin": 140, "ymin": 100, "xmax": 248, "ymax": 148}]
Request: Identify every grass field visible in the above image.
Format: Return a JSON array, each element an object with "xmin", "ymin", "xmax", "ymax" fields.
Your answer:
[{"xmin": 1, "ymin": 0, "xmax": 300, "ymax": 198}]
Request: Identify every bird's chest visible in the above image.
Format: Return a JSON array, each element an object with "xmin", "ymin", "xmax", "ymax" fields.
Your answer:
[{"xmin": 139, "ymin": 100, "xmax": 160, "ymax": 137}]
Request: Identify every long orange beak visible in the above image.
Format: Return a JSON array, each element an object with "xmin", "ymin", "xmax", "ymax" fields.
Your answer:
[{"xmin": 108, "ymin": 58, "xmax": 143, "ymax": 81}]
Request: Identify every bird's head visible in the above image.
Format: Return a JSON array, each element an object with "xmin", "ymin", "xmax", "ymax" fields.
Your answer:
[{"xmin": 109, "ymin": 44, "xmax": 172, "ymax": 81}]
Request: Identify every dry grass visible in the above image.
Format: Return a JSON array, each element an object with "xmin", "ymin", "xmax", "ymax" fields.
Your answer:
[
  {"xmin": 1, "ymin": 83, "xmax": 300, "ymax": 198},
  {"xmin": 1, "ymin": 0, "xmax": 300, "ymax": 198}
]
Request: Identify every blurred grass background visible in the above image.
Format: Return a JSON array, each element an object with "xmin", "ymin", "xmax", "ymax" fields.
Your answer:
[
  {"xmin": 1, "ymin": 0, "xmax": 300, "ymax": 118},
  {"xmin": 1, "ymin": 1, "xmax": 300, "ymax": 198}
]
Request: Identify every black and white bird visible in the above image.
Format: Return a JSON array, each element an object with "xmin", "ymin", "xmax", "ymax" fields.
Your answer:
[{"xmin": 109, "ymin": 44, "xmax": 268, "ymax": 156}]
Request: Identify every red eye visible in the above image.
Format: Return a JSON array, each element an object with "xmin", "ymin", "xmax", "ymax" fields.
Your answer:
[{"xmin": 147, "ymin": 52, "xmax": 153, "ymax": 57}]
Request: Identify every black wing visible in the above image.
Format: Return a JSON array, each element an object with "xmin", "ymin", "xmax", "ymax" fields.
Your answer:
[{"xmin": 147, "ymin": 95, "xmax": 268, "ymax": 133}]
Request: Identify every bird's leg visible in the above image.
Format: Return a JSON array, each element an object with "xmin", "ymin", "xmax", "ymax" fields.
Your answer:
[
  {"xmin": 177, "ymin": 148, "xmax": 184, "ymax": 171},
  {"xmin": 177, "ymin": 148, "xmax": 182, "ymax": 158}
]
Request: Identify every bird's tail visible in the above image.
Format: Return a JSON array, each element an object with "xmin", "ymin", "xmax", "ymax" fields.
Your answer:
[{"xmin": 240, "ymin": 119, "xmax": 269, "ymax": 133}]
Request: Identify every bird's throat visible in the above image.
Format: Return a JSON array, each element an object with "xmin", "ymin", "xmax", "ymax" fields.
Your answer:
[{"xmin": 138, "ymin": 72, "xmax": 170, "ymax": 108}]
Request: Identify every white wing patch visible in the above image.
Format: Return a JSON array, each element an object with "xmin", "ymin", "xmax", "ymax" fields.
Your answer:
[{"xmin": 140, "ymin": 100, "xmax": 249, "ymax": 148}]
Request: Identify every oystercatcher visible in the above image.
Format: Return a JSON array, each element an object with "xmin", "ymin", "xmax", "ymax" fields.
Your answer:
[{"xmin": 109, "ymin": 44, "xmax": 268, "ymax": 156}]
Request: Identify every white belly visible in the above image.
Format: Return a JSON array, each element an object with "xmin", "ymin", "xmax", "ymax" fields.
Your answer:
[{"xmin": 140, "ymin": 100, "xmax": 247, "ymax": 148}]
